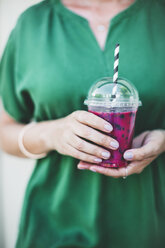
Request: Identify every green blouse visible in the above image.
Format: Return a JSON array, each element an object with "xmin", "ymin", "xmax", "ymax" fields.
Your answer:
[{"xmin": 1, "ymin": 0, "xmax": 165, "ymax": 247}]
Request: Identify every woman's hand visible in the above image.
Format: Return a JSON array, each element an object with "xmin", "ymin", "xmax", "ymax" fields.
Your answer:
[
  {"xmin": 45, "ymin": 111, "xmax": 119, "ymax": 164},
  {"xmin": 77, "ymin": 130, "xmax": 165, "ymax": 178}
]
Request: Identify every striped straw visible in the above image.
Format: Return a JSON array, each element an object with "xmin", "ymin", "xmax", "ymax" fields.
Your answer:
[{"xmin": 112, "ymin": 44, "xmax": 120, "ymax": 97}]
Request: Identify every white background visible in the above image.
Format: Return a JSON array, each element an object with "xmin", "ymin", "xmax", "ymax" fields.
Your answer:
[{"xmin": 0, "ymin": 0, "xmax": 41, "ymax": 247}]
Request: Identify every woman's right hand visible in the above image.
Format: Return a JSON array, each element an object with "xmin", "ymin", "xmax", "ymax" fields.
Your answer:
[{"xmin": 45, "ymin": 111, "xmax": 119, "ymax": 164}]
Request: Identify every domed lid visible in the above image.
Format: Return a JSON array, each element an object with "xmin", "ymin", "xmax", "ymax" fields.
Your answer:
[{"xmin": 84, "ymin": 77, "xmax": 142, "ymax": 108}]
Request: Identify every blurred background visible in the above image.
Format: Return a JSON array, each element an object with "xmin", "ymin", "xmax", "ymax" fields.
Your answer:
[{"xmin": 0, "ymin": 1, "xmax": 41, "ymax": 247}]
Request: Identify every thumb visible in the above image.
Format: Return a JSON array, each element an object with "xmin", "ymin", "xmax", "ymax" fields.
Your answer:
[{"xmin": 123, "ymin": 141, "xmax": 154, "ymax": 161}]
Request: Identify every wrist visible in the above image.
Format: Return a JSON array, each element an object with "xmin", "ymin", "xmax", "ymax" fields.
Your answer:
[
  {"xmin": 39, "ymin": 119, "xmax": 62, "ymax": 152},
  {"xmin": 38, "ymin": 121, "xmax": 55, "ymax": 153},
  {"xmin": 23, "ymin": 121, "xmax": 53, "ymax": 155}
]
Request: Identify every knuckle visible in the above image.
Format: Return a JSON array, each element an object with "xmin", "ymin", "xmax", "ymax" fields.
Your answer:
[
  {"xmin": 93, "ymin": 147, "xmax": 100, "ymax": 157},
  {"xmin": 88, "ymin": 157, "xmax": 95, "ymax": 163},
  {"xmin": 81, "ymin": 153, "xmax": 91, "ymax": 163},
  {"xmin": 73, "ymin": 110, "xmax": 86, "ymax": 122},
  {"xmin": 82, "ymin": 127, "xmax": 91, "ymax": 138},
  {"xmin": 72, "ymin": 110, "xmax": 81, "ymax": 119},
  {"xmin": 76, "ymin": 139, "xmax": 85, "ymax": 150},
  {"xmin": 73, "ymin": 150, "xmax": 81, "ymax": 160},
  {"xmin": 62, "ymin": 149, "xmax": 69, "ymax": 156},
  {"xmin": 101, "ymin": 135, "xmax": 109, "ymax": 146},
  {"xmin": 66, "ymin": 117, "xmax": 74, "ymax": 128},
  {"xmin": 136, "ymin": 150, "xmax": 145, "ymax": 160},
  {"xmin": 69, "ymin": 112, "xmax": 75, "ymax": 120},
  {"xmin": 72, "ymin": 149, "xmax": 92, "ymax": 163},
  {"xmin": 140, "ymin": 151, "xmax": 145, "ymax": 159},
  {"xmin": 58, "ymin": 143, "xmax": 67, "ymax": 155},
  {"xmin": 66, "ymin": 116, "xmax": 75, "ymax": 130}
]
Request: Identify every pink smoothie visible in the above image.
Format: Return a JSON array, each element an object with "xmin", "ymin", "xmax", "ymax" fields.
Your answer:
[{"xmin": 90, "ymin": 110, "xmax": 137, "ymax": 168}]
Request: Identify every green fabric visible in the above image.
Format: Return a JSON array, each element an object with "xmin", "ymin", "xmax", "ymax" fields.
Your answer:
[{"xmin": 0, "ymin": 0, "xmax": 165, "ymax": 247}]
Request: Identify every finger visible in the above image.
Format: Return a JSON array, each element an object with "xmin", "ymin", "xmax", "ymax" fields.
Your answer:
[
  {"xmin": 68, "ymin": 134, "xmax": 111, "ymax": 160},
  {"xmin": 87, "ymin": 158, "xmax": 151, "ymax": 177},
  {"xmin": 78, "ymin": 155, "xmax": 156, "ymax": 177},
  {"xmin": 124, "ymin": 156, "xmax": 154, "ymax": 175},
  {"xmin": 124, "ymin": 161, "xmax": 144, "ymax": 175},
  {"xmin": 77, "ymin": 161, "xmax": 97, "ymax": 170},
  {"xmin": 123, "ymin": 142, "xmax": 155, "ymax": 161},
  {"xmin": 66, "ymin": 144, "xmax": 103, "ymax": 164},
  {"xmin": 73, "ymin": 121, "xmax": 119, "ymax": 150},
  {"xmin": 132, "ymin": 131, "xmax": 150, "ymax": 149},
  {"xmin": 78, "ymin": 161, "xmax": 127, "ymax": 178},
  {"xmin": 72, "ymin": 110, "xmax": 113, "ymax": 133}
]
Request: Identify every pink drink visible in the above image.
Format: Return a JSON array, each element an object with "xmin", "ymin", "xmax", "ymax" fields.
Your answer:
[
  {"xmin": 90, "ymin": 110, "xmax": 137, "ymax": 168},
  {"xmin": 84, "ymin": 77, "xmax": 141, "ymax": 167}
]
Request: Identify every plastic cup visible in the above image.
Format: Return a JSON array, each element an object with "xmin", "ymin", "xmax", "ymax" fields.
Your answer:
[{"xmin": 84, "ymin": 77, "xmax": 142, "ymax": 168}]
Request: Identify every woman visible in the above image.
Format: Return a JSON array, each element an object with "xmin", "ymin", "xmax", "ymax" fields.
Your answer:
[{"xmin": 0, "ymin": 0, "xmax": 165, "ymax": 247}]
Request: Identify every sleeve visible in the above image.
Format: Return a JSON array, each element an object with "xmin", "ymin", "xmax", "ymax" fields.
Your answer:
[{"xmin": 0, "ymin": 28, "xmax": 34, "ymax": 124}]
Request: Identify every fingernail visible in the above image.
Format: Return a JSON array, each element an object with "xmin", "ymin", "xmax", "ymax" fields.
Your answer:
[
  {"xmin": 94, "ymin": 158, "xmax": 102, "ymax": 163},
  {"xmin": 104, "ymin": 124, "xmax": 113, "ymax": 132},
  {"xmin": 101, "ymin": 151, "xmax": 110, "ymax": 159},
  {"xmin": 124, "ymin": 151, "xmax": 133, "ymax": 160},
  {"xmin": 110, "ymin": 141, "xmax": 119, "ymax": 149},
  {"xmin": 90, "ymin": 167, "xmax": 97, "ymax": 172},
  {"xmin": 78, "ymin": 167, "xmax": 86, "ymax": 170}
]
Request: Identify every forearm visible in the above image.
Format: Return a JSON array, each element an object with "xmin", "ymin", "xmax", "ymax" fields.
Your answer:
[{"xmin": 0, "ymin": 120, "xmax": 53, "ymax": 158}]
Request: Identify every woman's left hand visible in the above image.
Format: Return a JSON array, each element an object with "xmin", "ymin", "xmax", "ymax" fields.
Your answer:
[{"xmin": 77, "ymin": 130, "xmax": 165, "ymax": 178}]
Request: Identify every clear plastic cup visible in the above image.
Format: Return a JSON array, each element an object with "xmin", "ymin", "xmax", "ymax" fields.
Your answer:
[{"xmin": 84, "ymin": 77, "xmax": 142, "ymax": 168}]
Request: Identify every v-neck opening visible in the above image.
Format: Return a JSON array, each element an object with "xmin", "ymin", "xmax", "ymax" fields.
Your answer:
[{"xmin": 55, "ymin": 0, "xmax": 144, "ymax": 53}]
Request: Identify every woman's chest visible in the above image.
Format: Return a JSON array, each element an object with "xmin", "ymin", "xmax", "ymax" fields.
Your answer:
[
  {"xmin": 61, "ymin": 0, "xmax": 135, "ymax": 50},
  {"xmin": 18, "ymin": 9, "xmax": 165, "ymax": 123}
]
